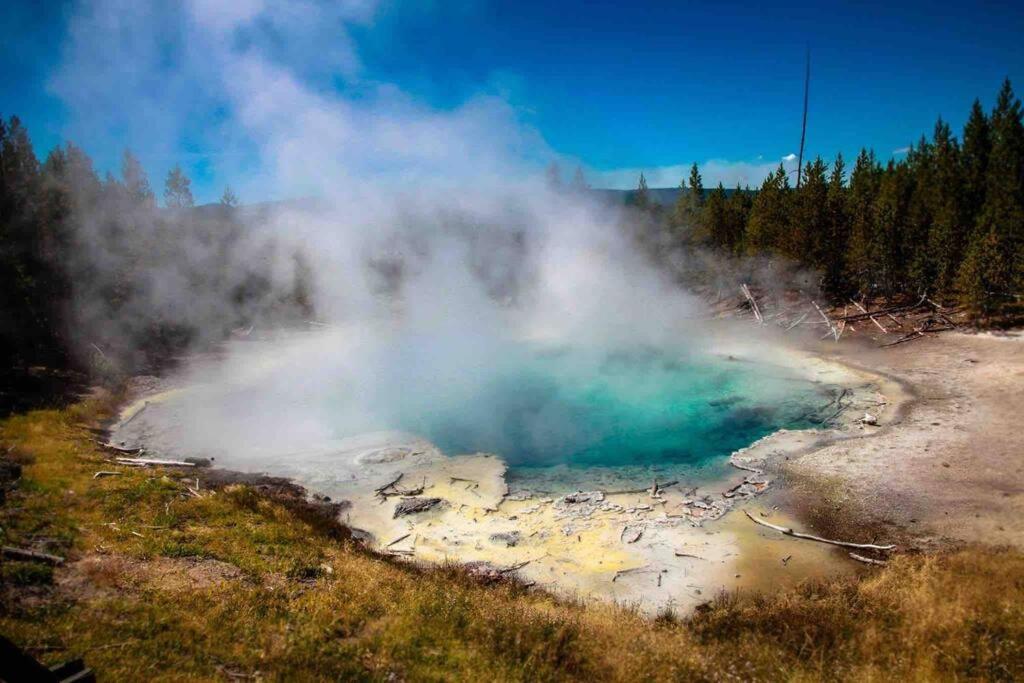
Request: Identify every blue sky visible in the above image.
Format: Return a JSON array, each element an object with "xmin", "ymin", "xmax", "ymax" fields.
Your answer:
[{"xmin": 2, "ymin": 1, "xmax": 1023, "ymax": 202}]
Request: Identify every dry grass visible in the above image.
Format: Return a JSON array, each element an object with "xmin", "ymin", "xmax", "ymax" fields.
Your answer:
[{"xmin": 2, "ymin": 397, "xmax": 1023, "ymax": 681}]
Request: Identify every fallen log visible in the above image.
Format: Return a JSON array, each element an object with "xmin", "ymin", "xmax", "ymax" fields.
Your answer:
[
  {"xmin": 115, "ymin": 457, "xmax": 195, "ymax": 467},
  {"xmin": 851, "ymin": 300, "xmax": 888, "ymax": 334},
  {"xmin": 811, "ymin": 300, "xmax": 838, "ymax": 340},
  {"xmin": 743, "ymin": 510, "xmax": 896, "ymax": 551},
  {"xmin": 740, "ymin": 284, "xmax": 763, "ymax": 324},
  {"xmin": 833, "ymin": 295, "xmax": 928, "ymax": 322},
  {"xmin": 2, "ymin": 546, "xmax": 65, "ymax": 566}
]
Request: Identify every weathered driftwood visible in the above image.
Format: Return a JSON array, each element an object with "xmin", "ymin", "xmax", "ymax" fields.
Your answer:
[
  {"xmin": 811, "ymin": 300, "xmax": 838, "ymax": 341},
  {"xmin": 612, "ymin": 564, "xmax": 651, "ymax": 582},
  {"xmin": 385, "ymin": 533, "xmax": 411, "ymax": 548},
  {"xmin": 374, "ymin": 473, "xmax": 404, "ymax": 496},
  {"xmin": 2, "ymin": 545, "xmax": 65, "ymax": 566},
  {"xmin": 740, "ymin": 284, "xmax": 763, "ymax": 324},
  {"xmin": 674, "ymin": 551, "xmax": 706, "ymax": 560},
  {"xmin": 851, "ymin": 300, "xmax": 889, "ymax": 334},
  {"xmin": 743, "ymin": 510, "xmax": 896, "ymax": 551},
  {"xmin": 833, "ymin": 294, "xmax": 928, "ymax": 322},
  {"xmin": 605, "ymin": 480, "xmax": 679, "ymax": 496},
  {"xmin": 849, "ymin": 552, "xmax": 888, "ymax": 566},
  {"xmin": 115, "ymin": 457, "xmax": 195, "ymax": 467}
]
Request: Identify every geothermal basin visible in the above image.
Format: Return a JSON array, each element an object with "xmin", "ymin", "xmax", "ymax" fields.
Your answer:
[{"xmin": 112, "ymin": 326, "xmax": 894, "ymax": 613}]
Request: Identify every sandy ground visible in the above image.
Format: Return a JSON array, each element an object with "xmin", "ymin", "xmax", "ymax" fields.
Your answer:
[{"xmin": 789, "ymin": 331, "xmax": 1024, "ymax": 549}]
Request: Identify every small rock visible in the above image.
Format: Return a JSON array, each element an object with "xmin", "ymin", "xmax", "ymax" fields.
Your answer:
[
  {"xmin": 489, "ymin": 531, "xmax": 521, "ymax": 548},
  {"xmin": 862, "ymin": 413, "xmax": 878, "ymax": 425}
]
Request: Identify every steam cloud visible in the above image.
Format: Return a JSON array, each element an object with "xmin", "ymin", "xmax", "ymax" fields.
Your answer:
[{"xmin": 51, "ymin": 1, "xmax": 738, "ymax": 467}]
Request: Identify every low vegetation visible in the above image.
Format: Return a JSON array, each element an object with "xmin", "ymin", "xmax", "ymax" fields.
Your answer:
[{"xmin": 2, "ymin": 396, "xmax": 1022, "ymax": 681}]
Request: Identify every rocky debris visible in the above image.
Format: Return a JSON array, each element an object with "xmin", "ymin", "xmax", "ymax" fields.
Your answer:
[
  {"xmin": 559, "ymin": 490, "xmax": 605, "ymax": 505},
  {"xmin": 553, "ymin": 491, "xmax": 607, "ymax": 519},
  {"xmin": 393, "ymin": 497, "xmax": 444, "ymax": 518},
  {"xmin": 489, "ymin": 531, "xmax": 521, "ymax": 547},
  {"xmin": 723, "ymin": 476, "xmax": 771, "ymax": 499}
]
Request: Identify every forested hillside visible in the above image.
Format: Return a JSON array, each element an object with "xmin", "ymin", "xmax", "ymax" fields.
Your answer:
[
  {"xmin": 0, "ymin": 123, "xmax": 314, "ymax": 382},
  {"xmin": 626, "ymin": 80, "xmax": 1024, "ymax": 320}
]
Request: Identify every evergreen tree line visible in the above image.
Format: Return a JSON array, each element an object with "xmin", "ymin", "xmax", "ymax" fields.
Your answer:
[
  {"xmin": 632, "ymin": 80, "xmax": 1024, "ymax": 319},
  {"xmin": 0, "ymin": 118, "xmax": 314, "ymax": 376}
]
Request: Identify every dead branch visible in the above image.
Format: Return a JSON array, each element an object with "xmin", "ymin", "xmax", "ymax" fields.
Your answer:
[
  {"xmin": 374, "ymin": 473, "xmax": 404, "ymax": 497},
  {"xmin": 740, "ymin": 284, "xmax": 764, "ymax": 324},
  {"xmin": 2, "ymin": 546, "xmax": 65, "ymax": 566},
  {"xmin": 849, "ymin": 552, "xmax": 888, "ymax": 566},
  {"xmin": 612, "ymin": 564, "xmax": 651, "ymax": 582},
  {"xmin": 851, "ymin": 300, "xmax": 889, "ymax": 334},
  {"xmin": 833, "ymin": 294, "xmax": 928, "ymax": 322},
  {"xmin": 499, "ymin": 560, "xmax": 531, "ymax": 574},
  {"xmin": 674, "ymin": 551, "xmax": 707, "ymax": 560},
  {"xmin": 115, "ymin": 457, "xmax": 194, "ymax": 467},
  {"xmin": 93, "ymin": 471, "xmax": 123, "ymax": 479},
  {"xmin": 811, "ymin": 300, "xmax": 838, "ymax": 340},
  {"xmin": 743, "ymin": 510, "xmax": 896, "ymax": 551},
  {"xmin": 386, "ymin": 533, "xmax": 411, "ymax": 548}
]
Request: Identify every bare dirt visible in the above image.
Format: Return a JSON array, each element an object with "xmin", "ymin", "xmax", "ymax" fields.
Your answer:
[{"xmin": 789, "ymin": 331, "xmax": 1024, "ymax": 550}]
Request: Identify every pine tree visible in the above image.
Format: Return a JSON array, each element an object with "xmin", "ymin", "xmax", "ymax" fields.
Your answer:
[
  {"xmin": 790, "ymin": 157, "xmax": 828, "ymax": 264},
  {"xmin": 958, "ymin": 79, "xmax": 1024, "ymax": 311},
  {"xmin": 671, "ymin": 163, "xmax": 704, "ymax": 240},
  {"xmin": 703, "ymin": 183, "xmax": 728, "ymax": 250},
  {"xmin": 926, "ymin": 119, "xmax": 965, "ymax": 294},
  {"xmin": 745, "ymin": 165, "xmax": 790, "ymax": 255},
  {"xmin": 905, "ymin": 135, "xmax": 935, "ymax": 292},
  {"xmin": 220, "ymin": 185, "xmax": 239, "ymax": 207},
  {"xmin": 821, "ymin": 153, "xmax": 849, "ymax": 297},
  {"xmin": 960, "ymin": 99, "xmax": 992, "ymax": 228},
  {"xmin": 632, "ymin": 172, "xmax": 651, "ymax": 212},
  {"xmin": 725, "ymin": 184, "xmax": 751, "ymax": 254},
  {"xmin": 845, "ymin": 149, "xmax": 882, "ymax": 294},
  {"xmin": 873, "ymin": 160, "xmax": 912, "ymax": 296},
  {"xmin": 121, "ymin": 150, "xmax": 154, "ymax": 206},
  {"xmin": 164, "ymin": 164, "xmax": 194, "ymax": 208}
]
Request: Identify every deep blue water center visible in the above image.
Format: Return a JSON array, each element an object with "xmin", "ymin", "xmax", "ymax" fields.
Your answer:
[{"xmin": 391, "ymin": 345, "xmax": 830, "ymax": 481}]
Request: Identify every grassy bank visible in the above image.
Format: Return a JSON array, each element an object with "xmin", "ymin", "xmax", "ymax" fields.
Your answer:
[{"xmin": 2, "ymin": 395, "xmax": 1023, "ymax": 681}]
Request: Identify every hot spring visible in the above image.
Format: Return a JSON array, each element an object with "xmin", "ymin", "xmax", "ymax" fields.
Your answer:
[{"xmin": 114, "ymin": 329, "xmax": 838, "ymax": 492}]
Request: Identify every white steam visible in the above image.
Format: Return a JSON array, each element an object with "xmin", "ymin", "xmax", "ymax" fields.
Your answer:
[{"xmin": 53, "ymin": 1, "xmax": 729, "ymax": 469}]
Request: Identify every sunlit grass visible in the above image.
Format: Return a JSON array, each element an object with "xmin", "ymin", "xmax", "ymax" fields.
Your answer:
[{"xmin": 2, "ymin": 396, "xmax": 1022, "ymax": 681}]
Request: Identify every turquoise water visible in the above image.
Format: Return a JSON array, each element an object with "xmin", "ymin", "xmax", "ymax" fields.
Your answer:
[{"xmin": 376, "ymin": 344, "xmax": 832, "ymax": 485}]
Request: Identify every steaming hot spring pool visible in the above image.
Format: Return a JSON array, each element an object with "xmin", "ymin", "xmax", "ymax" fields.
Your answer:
[
  {"xmin": 116, "ymin": 333, "xmax": 843, "ymax": 493},
  {"xmin": 365, "ymin": 345, "xmax": 829, "ymax": 488}
]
